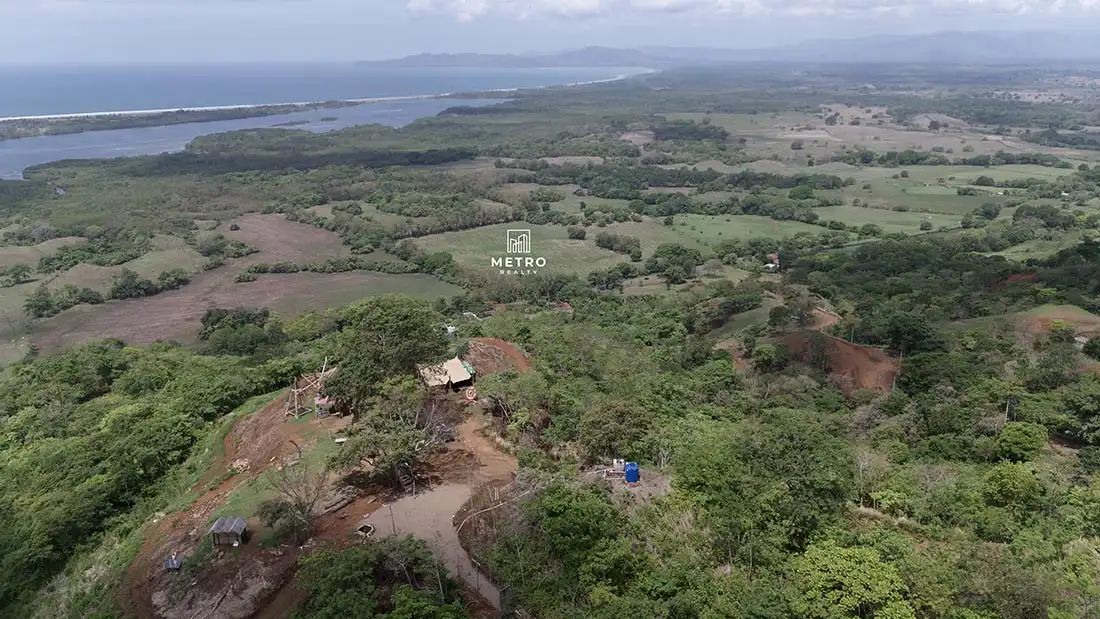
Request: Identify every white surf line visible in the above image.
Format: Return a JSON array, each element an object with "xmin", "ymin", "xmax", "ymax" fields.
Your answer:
[{"xmin": 0, "ymin": 69, "xmax": 653, "ymax": 123}]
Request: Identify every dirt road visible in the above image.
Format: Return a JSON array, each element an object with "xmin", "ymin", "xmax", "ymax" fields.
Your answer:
[{"xmin": 364, "ymin": 411, "xmax": 517, "ymax": 610}]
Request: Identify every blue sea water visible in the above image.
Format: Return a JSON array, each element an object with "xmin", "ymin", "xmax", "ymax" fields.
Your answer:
[
  {"xmin": 0, "ymin": 64, "xmax": 637, "ymax": 179},
  {"xmin": 0, "ymin": 64, "xmax": 634, "ymax": 118}
]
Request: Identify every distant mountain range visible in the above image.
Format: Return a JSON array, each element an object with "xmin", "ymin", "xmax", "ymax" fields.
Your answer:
[{"xmin": 362, "ymin": 30, "xmax": 1100, "ymax": 68}]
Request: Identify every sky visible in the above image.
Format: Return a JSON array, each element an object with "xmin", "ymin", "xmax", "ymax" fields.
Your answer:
[{"xmin": 1, "ymin": 0, "xmax": 1100, "ymax": 63}]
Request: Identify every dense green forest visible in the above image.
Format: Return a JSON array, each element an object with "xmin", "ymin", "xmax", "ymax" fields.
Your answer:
[{"xmin": 4, "ymin": 62, "xmax": 1100, "ymax": 619}]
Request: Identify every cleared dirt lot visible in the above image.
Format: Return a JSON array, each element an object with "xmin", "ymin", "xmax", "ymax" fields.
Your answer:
[{"xmin": 222, "ymin": 214, "xmax": 351, "ymax": 263}]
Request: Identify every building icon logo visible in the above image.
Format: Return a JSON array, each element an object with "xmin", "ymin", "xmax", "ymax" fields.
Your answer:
[{"xmin": 507, "ymin": 229, "xmax": 531, "ymax": 254}]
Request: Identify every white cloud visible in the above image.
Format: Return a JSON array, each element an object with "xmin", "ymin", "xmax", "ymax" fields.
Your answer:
[{"xmin": 407, "ymin": 0, "xmax": 1100, "ymax": 19}]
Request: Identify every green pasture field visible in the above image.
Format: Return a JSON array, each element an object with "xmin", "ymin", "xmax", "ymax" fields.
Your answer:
[
  {"xmin": 415, "ymin": 223, "xmax": 628, "ymax": 275},
  {"xmin": 664, "ymin": 215, "xmax": 826, "ymax": 245},
  {"xmin": 991, "ymin": 231, "xmax": 1086, "ymax": 261},
  {"xmin": 813, "ymin": 205, "xmax": 959, "ymax": 234}
]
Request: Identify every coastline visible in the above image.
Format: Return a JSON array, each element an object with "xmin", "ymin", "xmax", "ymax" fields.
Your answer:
[{"xmin": 0, "ymin": 70, "xmax": 649, "ymax": 124}]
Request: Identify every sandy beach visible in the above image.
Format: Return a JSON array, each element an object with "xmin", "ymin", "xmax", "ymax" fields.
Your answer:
[{"xmin": 0, "ymin": 71, "xmax": 646, "ymax": 123}]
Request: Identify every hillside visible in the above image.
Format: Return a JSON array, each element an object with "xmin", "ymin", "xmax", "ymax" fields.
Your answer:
[{"xmin": 6, "ymin": 60, "xmax": 1100, "ymax": 619}]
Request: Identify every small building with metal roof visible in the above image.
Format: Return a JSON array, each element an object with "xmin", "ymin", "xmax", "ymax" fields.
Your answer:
[
  {"xmin": 208, "ymin": 516, "xmax": 248, "ymax": 547},
  {"xmin": 417, "ymin": 357, "xmax": 474, "ymax": 390}
]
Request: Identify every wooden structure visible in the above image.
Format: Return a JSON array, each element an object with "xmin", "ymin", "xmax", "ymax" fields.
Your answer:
[
  {"xmin": 208, "ymin": 516, "xmax": 248, "ymax": 547},
  {"xmin": 285, "ymin": 358, "xmax": 339, "ymax": 420}
]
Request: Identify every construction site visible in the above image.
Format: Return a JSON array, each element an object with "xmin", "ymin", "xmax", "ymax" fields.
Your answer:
[{"xmin": 120, "ymin": 337, "xmax": 532, "ymax": 619}]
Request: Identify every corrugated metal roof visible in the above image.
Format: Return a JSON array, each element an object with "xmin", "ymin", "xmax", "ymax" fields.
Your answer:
[
  {"xmin": 442, "ymin": 358, "xmax": 472, "ymax": 383},
  {"xmin": 418, "ymin": 357, "xmax": 471, "ymax": 386},
  {"xmin": 208, "ymin": 516, "xmax": 247, "ymax": 535}
]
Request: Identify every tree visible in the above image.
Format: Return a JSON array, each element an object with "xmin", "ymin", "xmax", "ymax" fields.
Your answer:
[
  {"xmin": 156, "ymin": 268, "xmax": 190, "ymax": 290},
  {"xmin": 995, "ymin": 422, "xmax": 1047, "ymax": 462},
  {"xmin": 1083, "ymin": 337, "xmax": 1100, "ymax": 361},
  {"xmin": 789, "ymin": 185, "xmax": 815, "ymax": 200},
  {"xmin": 982, "ymin": 462, "xmax": 1043, "ymax": 512},
  {"xmin": 752, "ymin": 343, "xmax": 790, "ymax": 372},
  {"xmin": 3, "ymin": 263, "xmax": 32, "ymax": 287},
  {"xmin": 789, "ymin": 540, "xmax": 916, "ymax": 619},
  {"xmin": 974, "ymin": 175, "xmax": 996, "ymax": 187},
  {"xmin": 23, "ymin": 284, "xmax": 55, "ymax": 318},
  {"xmin": 976, "ymin": 203, "xmax": 1002, "ymax": 220},
  {"xmin": 263, "ymin": 442, "xmax": 328, "ymax": 543},
  {"xmin": 109, "ymin": 268, "xmax": 157, "ymax": 299},
  {"xmin": 929, "ymin": 120, "xmax": 941, "ymax": 131},
  {"xmin": 330, "ymin": 379, "xmax": 451, "ymax": 485},
  {"xmin": 859, "ymin": 223, "xmax": 883, "ymax": 238},
  {"xmin": 325, "ymin": 296, "xmax": 448, "ymax": 411}
]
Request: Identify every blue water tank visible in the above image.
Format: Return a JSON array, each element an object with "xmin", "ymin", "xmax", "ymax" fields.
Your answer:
[{"xmin": 624, "ymin": 462, "xmax": 640, "ymax": 484}]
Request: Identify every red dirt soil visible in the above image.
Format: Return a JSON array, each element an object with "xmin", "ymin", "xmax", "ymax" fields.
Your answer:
[
  {"xmin": 466, "ymin": 337, "xmax": 532, "ymax": 375},
  {"xmin": 1022, "ymin": 307, "xmax": 1100, "ymax": 338},
  {"xmin": 781, "ymin": 332, "xmax": 899, "ymax": 394},
  {"xmin": 122, "ymin": 389, "xmax": 352, "ymax": 619},
  {"xmin": 991, "ymin": 272, "xmax": 1038, "ymax": 292},
  {"xmin": 124, "ymin": 380, "xmax": 519, "ymax": 619}
]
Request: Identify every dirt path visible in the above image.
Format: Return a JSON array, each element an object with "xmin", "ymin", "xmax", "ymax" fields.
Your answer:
[
  {"xmin": 365, "ymin": 411, "xmax": 517, "ymax": 611},
  {"xmin": 121, "ymin": 389, "xmax": 352, "ymax": 619}
]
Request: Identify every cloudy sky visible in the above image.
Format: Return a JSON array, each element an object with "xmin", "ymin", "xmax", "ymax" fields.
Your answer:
[{"xmin": 1, "ymin": 0, "xmax": 1099, "ymax": 63}]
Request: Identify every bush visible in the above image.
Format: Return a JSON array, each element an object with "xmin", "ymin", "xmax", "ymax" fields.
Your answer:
[
  {"xmin": 996, "ymin": 422, "xmax": 1048, "ymax": 462},
  {"xmin": 789, "ymin": 185, "xmax": 815, "ymax": 200},
  {"xmin": 109, "ymin": 268, "xmax": 158, "ymax": 300},
  {"xmin": 566, "ymin": 226, "xmax": 587, "ymax": 240},
  {"xmin": 1083, "ymin": 337, "xmax": 1100, "ymax": 360},
  {"xmin": 156, "ymin": 268, "xmax": 190, "ymax": 291}
]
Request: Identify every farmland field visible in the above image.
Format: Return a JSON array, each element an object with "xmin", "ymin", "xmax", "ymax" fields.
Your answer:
[
  {"xmin": 415, "ymin": 222, "xmax": 628, "ymax": 275},
  {"xmin": 33, "ymin": 270, "xmax": 461, "ymax": 352},
  {"xmin": 814, "ymin": 205, "xmax": 959, "ymax": 233}
]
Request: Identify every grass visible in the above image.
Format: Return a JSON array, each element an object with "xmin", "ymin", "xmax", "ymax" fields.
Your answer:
[
  {"xmin": 712, "ymin": 297, "xmax": 782, "ymax": 340},
  {"xmin": 666, "ymin": 215, "xmax": 825, "ymax": 244},
  {"xmin": 0, "ymin": 236, "xmax": 86, "ymax": 270},
  {"xmin": 991, "ymin": 232, "xmax": 1085, "ymax": 260},
  {"xmin": 813, "ymin": 205, "xmax": 959, "ymax": 234},
  {"xmin": 417, "ymin": 222, "xmax": 628, "ymax": 275}
]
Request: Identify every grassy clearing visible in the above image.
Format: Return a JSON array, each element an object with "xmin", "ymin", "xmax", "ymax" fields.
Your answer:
[
  {"xmin": 712, "ymin": 297, "xmax": 782, "ymax": 340},
  {"xmin": 0, "ymin": 237, "xmax": 86, "ymax": 270},
  {"xmin": 991, "ymin": 232, "xmax": 1085, "ymax": 260},
  {"xmin": 814, "ymin": 205, "xmax": 959, "ymax": 234},
  {"xmin": 838, "ymin": 178, "xmax": 1014, "ymax": 216},
  {"xmin": 417, "ymin": 223, "xmax": 627, "ymax": 275},
  {"xmin": 667, "ymin": 215, "xmax": 825, "ymax": 244},
  {"xmin": 214, "ymin": 419, "xmax": 339, "ymax": 519}
]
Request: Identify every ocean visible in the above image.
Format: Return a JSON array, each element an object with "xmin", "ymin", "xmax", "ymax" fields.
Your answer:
[
  {"xmin": 0, "ymin": 64, "xmax": 638, "ymax": 179},
  {"xmin": 0, "ymin": 64, "xmax": 636, "ymax": 118}
]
